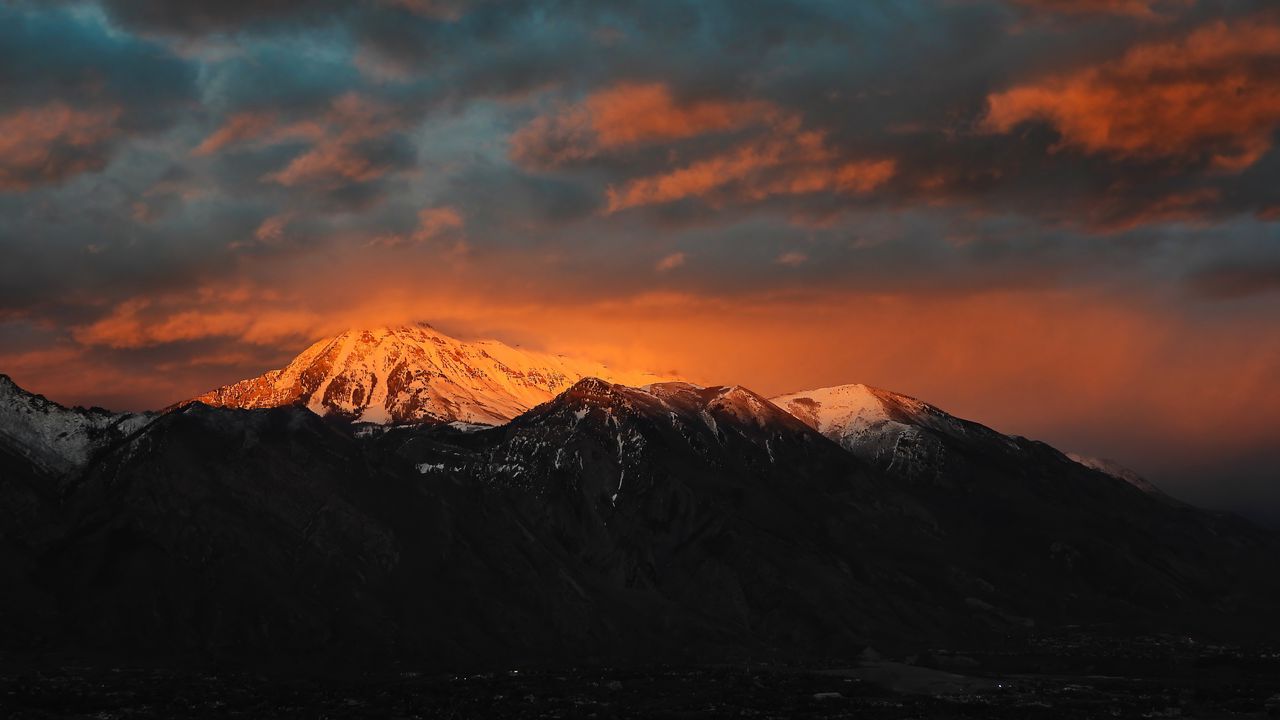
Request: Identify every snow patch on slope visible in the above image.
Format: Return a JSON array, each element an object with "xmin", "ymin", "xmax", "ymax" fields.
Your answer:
[{"xmin": 771, "ymin": 384, "xmax": 894, "ymax": 437}]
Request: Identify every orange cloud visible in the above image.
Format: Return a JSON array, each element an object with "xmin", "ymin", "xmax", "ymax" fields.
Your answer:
[
  {"xmin": 192, "ymin": 96, "xmax": 403, "ymax": 187},
  {"xmin": 586, "ymin": 83, "xmax": 774, "ymax": 147},
  {"xmin": 228, "ymin": 213, "xmax": 296, "ymax": 251},
  {"xmin": 606, "ymin": 119, "xmax": 895, "ymax": 212},
  {"xmin": 268, "ymin": 143, "xmax": 386, "ymax": 186},
  {"xmin": 369, "ymin": 206, "xmax": 467, "ymax": 252},
  {"xmin": 0, "ymin": 103, "xmax": 121, "ymax": 191},
  {"xmin": 655, "ymin": 252, "xmax": 686, "ymax": 272},
  {"xmin": 510, "ymin": 82, "xmax": 776, "ymax": 168},
  {"xmin": 1091, "ymin": 187, "xmax": 1221, "ymax": 232},
  {"xmin": 192, "ymin": 111, "xmax": 323, "ymax": 156},
  {"xmin": 255, "ymin": 214, "xmax": 292, "ymax": 243},
  {"xmin": 512, "ymin": 82, "xmax": 892, "ymax": 211},
  {"xmin": 985, "ymin": 18, "xmax": 1280, "ymax": 171},
  {"xmin": 194, "ymin": 112, "xmax": 273, "ymax": 156},
  {"xmin": 71, "ymin": 292, "xmax": 324, "ymax": 350},
  {"xmin": 265, "ymin": 93, "xmax": 406, "ymax": 187}
]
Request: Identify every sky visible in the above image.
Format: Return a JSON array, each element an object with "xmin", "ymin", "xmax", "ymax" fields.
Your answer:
[{"xmin": 1, "ymin": 0, "xmax": 1278, "ymax": 519}]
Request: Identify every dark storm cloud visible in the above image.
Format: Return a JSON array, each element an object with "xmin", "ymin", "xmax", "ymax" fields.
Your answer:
[
  {"xmin": 200, "ymin": 47, "xmax": 361, "ymax": 115},
  {"xmin": 0, "ymin": 5, "xmax": 195, "ymax": 191},
  {"xmin": 0, "ymin": 5, "xmax": 193, "ymax": 113}
]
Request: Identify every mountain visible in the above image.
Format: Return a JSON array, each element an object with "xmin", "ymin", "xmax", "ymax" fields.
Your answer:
[
  {"xmin": 0, "ymin": 374, "xmax": 151, "ymax": 480},
  {"xmin": 358, "ymin": 378, "xmax": 983, "ymax": 650},
  {"xmin": 192, "ymin": 324, "xmax": 675, "ymax": 425},
  {"xmin": 2, "ymin": 371, "xmax": 1278, "ymax": 666},
  {"xmin": 770, "ymin": 382, "xmax": 1178, "ymax": 496},
  {"xmin": 1067, "ymin": 453, "xmax": 1167, "ymax": 497},
  {"xmin": 770, "ymin": 383, "xmax": 1280, "ymax": 631},
  {"xmin": 6, "ymin": 376, "xmax": 964, "ymax": 661},
  {"xmin": 0, "ymin": 376, "xmax": 153, "ymax": 646}
]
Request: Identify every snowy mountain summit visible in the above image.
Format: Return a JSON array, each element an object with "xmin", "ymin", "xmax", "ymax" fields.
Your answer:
[{"xmin": 193, "ymin": 324, "xmax": 678, "ymax": 425}]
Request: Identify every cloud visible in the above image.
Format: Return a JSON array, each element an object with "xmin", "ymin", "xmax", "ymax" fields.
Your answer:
[
  {"xmin": 193, "ymin": 112, "xmax": 276, "ymax": 156},
  {"xmin": 655, "ymin": 252, "xmax": 686, "ymax": 272},
  {"xmin": 510, "ymin": 82, "xmax": 777, "ymax": 169},
  {"xmin": 71, "ymin": 291, "xmax": 324, "ymax": 349},
  {"xmin": 413, "ymin": 206, "xmax": 464, "ymax": 239},
  {"xmin": 0, "ymin": 4, "xmax": 195, "ymax": 189},
  {"xmin": 605, "ymin": 118, "xmax": 895, "ymax": 212},
  {"xmin": 254, "ymin": 213, "xmax": 293, "ymax": 243},
  {"xmin": 192, "ymin": 112, "xmax": 324, "ymax": 156},
  {"xmin": 0, "ymin": 103, "xmax": 121, "ymax": 191},
  {"xmin": 262, "ymin": 93, "xmax": 413, "ymax": 189},
  {"xmin": 775, "ymin": 251, "xmax": 808, "ymax": 267},
  {"xmin": 984, "ymin": 17, "xmax": 1280, "ymax": 172},
  {"xmin": 369, "ymin": 206, "xmax": 467, "ymax": 251}
]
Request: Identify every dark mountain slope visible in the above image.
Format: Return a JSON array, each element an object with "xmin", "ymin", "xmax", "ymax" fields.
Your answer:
[
  {"xmin": 30, "ymin": 403, "xmax": 683, "ymax": 666},
  {"xmin": 773, "ymin": 384, "xmax": 1280, "ymax": 637},
  {"xmin": 388, "ymin": 380, "xmax": 1033, "ymax": 650},
  {"xmin": 1, "ymin": 375, "xmax": 1278, "ymax": 668}
]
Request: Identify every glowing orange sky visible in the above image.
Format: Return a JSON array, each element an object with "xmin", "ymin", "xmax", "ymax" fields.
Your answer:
[{"xmin": 5, "ymin": 272, "xmax": 1277, "ymax": 513}]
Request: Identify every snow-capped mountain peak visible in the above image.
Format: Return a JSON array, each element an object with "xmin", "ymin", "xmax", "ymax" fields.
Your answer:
[{"xmin": 193, "ymin": 323, "xmax": 679, "ymax": 425}]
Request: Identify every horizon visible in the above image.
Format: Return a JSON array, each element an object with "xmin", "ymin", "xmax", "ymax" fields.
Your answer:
[{"xmin": 2, "ymin": 0, "xmax": 1279, "ymax": 523}]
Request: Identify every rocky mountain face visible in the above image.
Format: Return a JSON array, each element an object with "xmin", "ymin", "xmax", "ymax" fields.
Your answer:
[
  {"xmin": 192, "ymin": 324, "xmax": 675, "ymax": 425},
  {"xmin": 0, "ymin": 374, "xmax": 151, "ymax": 481},
  {"xmin": 2, "ymin": 369, "xmax": 1279, "ymax": 666}
]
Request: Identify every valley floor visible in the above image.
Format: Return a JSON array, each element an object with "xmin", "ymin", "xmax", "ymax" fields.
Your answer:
[{"xmin": 4, "ymin": 633, "xmax": 1279, "ymax": 719}]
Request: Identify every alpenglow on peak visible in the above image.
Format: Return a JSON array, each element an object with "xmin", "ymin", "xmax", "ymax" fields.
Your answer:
[{"xmin": 193, "ymin": 323, "xmax": 678, "ymax": 425}]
